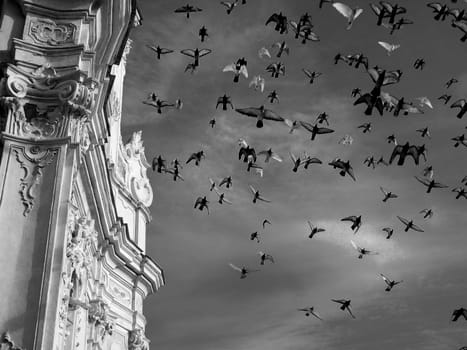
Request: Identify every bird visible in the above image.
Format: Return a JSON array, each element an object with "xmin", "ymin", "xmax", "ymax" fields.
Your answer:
[
  {"xmin": 416, "ymin": 97, "xmax": 433, "ymax": 109},
  {"xmin": 300, "ymin": 121, "xmax": 334, "ymax": 141},
  {"xmin": 307, "ymin": 221, "xmax": 325, "ymax": 239},
  {"xmin": 214, "ymin": 189, "xmax": 232, "ymax": 204},
  {"xmin": 339, "ymin": 134, "xmax": 354, "ymax": 145},
  {"xmin": 258, "ymin": 251, "xmax": 274, "ymax": 265},
  {"xmin": 302, "ymin": 155, "xmax": 322, "ymax": 169},
  {"xmin": 209, "ymin": 118, "xmax": 216, "ymax": 128},
  {"xmin": 451, "ymin": 308, "xmax": 467, "ymax": 321},
  {"xmin": 180, "ymin": 48, "xmax": 212, "ymax": 67},
  {"xmin": 235, "ymin": 105, "xmax": 284, "ymax": 128},
  {"xmin": 220, "ymin": 1, "xmax": 239, "ymax": 14},
  {"xmin": 174, "ymin": 4, "xmax": 203, "ymax": 18},
  {"xmin": 289, "ymin": 152, "xmax": 303, "ymax": 172},
  {"xmin": 223, "ymin": 62, "xmax": 248, "ymax": 83},
  {"xmin": 315, "ymin": 112, "xmax": 330, "ymax": 125},
  {"xmin": 262, "ymin": 219, "xmax": 272, "ymax": 229},
  {"xmin": 378, "ymin": 41, "xmax": 401, "ymax": 55},
  {"xmin": 364, "ymin": 156, "xmax": 376, "ymax": 169},
  {"xmin": 266, "ymin": 62, "xmax": 286, "ymax": 78},
  {"xmin": 380, "ymin": 187, "xmax": 398, "ymax": 202},
  {"xmin": 146, "ymin": 45, "xmax": 174, "ymax": 59},
  {"xmin": 377, "ymin": 156, "xmax": 389, "ymax": 166},
  {"xmin": 452, "ymin": 20, "xmax": 467, "ymax": 42},
  {"xmin": 414, "ymin": 176, "xmax": 448, "ymax": 193},
  {"xmin": 209, "ymin": 178, "xmax": 217, "ymax": 192},
  {"xmin": 249, "ymin": 185, "xmax": 271, "ymax": 203},
  {"xmin": 331, "ymin": 299, "xmax": 356, "ymax": 318},
  {"xmin": 351, "ymin": 88, "xmax": 362, "ymax": 97},
  {"xmin": 194, "ymin": 196, "xmax": 209, "ymax": 214},
  {"xmin": 238, "ymin": 141, "xmax": 256, "ymax": 163},
  {"xmin": 413, "ymin": 58, "xmax": 426, "ymax": 70},
  {"xmin": 420, "ymin": 208, "xmax": 434, "ymax": 219},
  {"xmin": 438, "ymin": 94, "xmax": 452, "ymax": 104},
  {"xmin": 216, "ymin": 94, "xmax": 234, "ymax": 110},
  {"xmin": 198, "ymin": 26, "xmax": 209, "ymax": 42},
  {"xmin": 184, "ymin": 63, "xmax": 197, "ymax": 74},
  {"xmin": 302, "ymin": 69, "xmax": 323, "ymax": 84},
  {"xmin": 152, "ymin": 155, "xmax": 167, "ymax": 173},
  {"xmin": 397, "ymin": 216, "xmax": 424, "ymax": 232},
  {"xmin": 186, "ymin": 150, "xmax": 205, "ymax": 166},
  {"xmin": 219, "ymin": 176, "xmax": 233, "ymax": 188},
  {"xmin": 427, "ymin": 2, "xmax": 451, "ymax": 21},
  {"xmin": 229, "ymin": 263, "xmax": 259, "ymax": 279},
  {"xmin": 416, "ymin": 127, "xmax": 431, "ymax": 138},
  {"xmin": 382, "ymin": 17, "xmax": 413, "ymax": 34},
  {"xmin": 450, "ymin": 99, "xmax": 467, "ymax": 119},
  {"xmin": 351, "ymin": 240, "xmax": 379, "ymax": 259},
  {"xmin": 164, "ymin": 167, "xmax": 184, "ymax": 182},
  {"xmin": 446, "ymin": 77, "xmax": 459, "ymax": 88},
  {"xmin": 332, "ymin": 2, "xmax": 364, "ymax": 29},
  {"xmin": 382, "ymin": 227, "xmax": 394, "ymax": 239},
  {"xmin": 380, "ymin": 2, "xmax": 407, "ymax": 24},
  {"xmin": 265, "ymin": 12, "xmax": 288, "ymax": 34},
  {"xmin": 341, "ymin": 215, "xmax": 362, "ymax": 233},
  {"xmin": 267, "ymin": 90, "xmax": 279, "ymax": 103},
  {"xmin": 346, "ymin": 53, "xmax": 369, "ymax": 69},
  {"xmin": 423, "ymin": 166, "xmax": 434, "ymax": 179},
  {"xmin": 370, "ymin": 3, "xmax": 389, "ymax": 26},
  {"xmin": 387, "ymin": 134, "xmax": 398, "ymax": 145},
  {"xmin": 358, "ymin": 122, "xmax": 372, "ymax": 133},
  {"xmin": 250, "ymin": 231, "xmax": 260, "ymax": 243},
  {"xmin": 452, "ymin": 187, "xmax": 467, "ymax": 199},
  {"xmin": 329, "ymin": 158, "xmax": 356, "ymax": 181},
  {"xmin": 258, "ymin": 47, "xmax": 271, "ymax": 59},
  {"xmin": 258, "ymin": 148, "xmax": 283, "ymax": 163},
  {"xmin": 298, "ymin": 307, "xmax": 323, "ymax": 320},
  {"xmin": 389, "ymin": 142, "xmax": 420, "ymax": 166},
  {"xmin": 272, "ymin": 41, "xmax": 290, "ymax": 57},
  {"xmin": 143, "ymin": 97, "xmax": 175, "ymax": 114},
  {"xmin": 380, "ymin": 273, "xmax": 403, "ymax": 291},
  {"xmin": 451, "ymin": 134, "xmax": 467, "ymax": 147},
  {"xmin": 249, "ymin": 75, "xmax": 266, "ymax": 92}
]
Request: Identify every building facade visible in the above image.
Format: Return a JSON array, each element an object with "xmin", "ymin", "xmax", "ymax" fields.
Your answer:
[{"xmin": 0, "ymin": 1, "xmax": 164, "ymax": 350}]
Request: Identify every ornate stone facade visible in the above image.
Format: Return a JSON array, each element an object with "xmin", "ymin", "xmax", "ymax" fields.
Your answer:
[{"xmin": 0, "ymin": 1, "xmax": 162, "ymax": 350}]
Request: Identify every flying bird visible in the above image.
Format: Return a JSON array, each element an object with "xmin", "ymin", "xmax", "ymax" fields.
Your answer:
[
  {"xmin": 258, "ymin": 47, "xmax": 271, "ymax": 59},
  {"xmin": 438, "ymin": 94, "xmax": 452, "ymax": 104},
  {"xmin": 351, "ymin": 240, "xmax": 379, "ymax": 259},
  {"xmin": 258, "ymin": 148, "xmax": 283, "ymax": 163},
  {"xmin": 214, "ymin": 189, "xmax": 232, "ymax": 204},
  {"xmin": 263, "ymin": 219, "xmax": 272, "ymax": 229},
  {"xmin": 341, "ymin": 215, "xmax": 362, "ymax": 233},
  {"xmin": 450, "ymin": 99, "xmax": 467, "ymax": 119},
  {"xmin": 331, "ymin": 299, "xmax": 356, "ymax": 318},
  {"xmin": 146, "ymin": 45, "xmax": 174, "ymax": 59},
  {"xmin": 220, "ymin": 1, "xmax": 239, "ymax": 14},
  {"xmin": 420, "ymin": 208, "xmax": 434, "ymax": 219},
  {"xmin": 250, "ymin": 231, "xmax": 260, "ymax": 243},
  {"xmin": 300, "ymin": 121, "xmax": 334, "ymax": 141},
  {"xmin": 229, "ymin": 263, "xmax": 259, "ymax": 279},
  {"xmin": 414, "ymin": 176, "xmax": 448, "ymax": 193},
  {"xmin": 452, "ymin": 20, "xmax": 467, "ymax": 42},
  {"xmin": 446, "ymin": 77, "xmax": 459, "ymax": 88},
  {"xmin": 302, "ymin": 69, "xmax": 323, "ymax": 84},
  {"xmin": 382, "ymin": 227, "xmax": 394, "ymax": 239},
  {"xmin": 235, "ymin": 105, "xmax": 284, "ymax": 128},
  {"xmin": 307, "ymin": 221, "xmax": 325, "ymax": 239},
  {"xmin": 427, "ymin": 2, "xmax": 451, "ymax": 21},
  {"xmin": 219, "ymin": 176, "xmax": 233, "ymax": 188},
  {"xmin": 332, "ymin": 2, "xmax": 364, "ymax": 29},
  {"xmin": 266, "ymin": 62, "xmax": 286, "ymax": 78},
  {"xmin": 198, "ymin": 26, "xmax": 209, "ymax": 42},
  {"xmin": 389, "ymin": 142, "xmax": 420, "ymax": 166},
  {"xmin": 380, "ymin": 187, "xmax": 398, "ymax": 202},
  {"xmin": 329, "ymin": 158, "xmax": 356, "ymax": 181},
  {"xmin": 174, "ymin": 4, "xmax": 203, "ymax": 18},
  {"xmin": 397, "ymin": 216, "xmax": 424, "ymax": 232},
  {"xmin": 265, "ymin": 12, "xmax": 288, "ymax": 34},
  {"xmin": 267, "ymin": 90, "xmax": 280, "ymax": 103},
  {"xmin": 249, "ymin": 185, "xmax": 271, "ymax": 203},
  {"xmin": 258, "ymin": 251, "xmax": 275, "ymax": 265},
  {"xmin": 416, "ymin": 127, "xmax": 431, "ymax": 138},
  {"xmin": 451, "ymin": 134, "xmax": 467, "ymax": 147},
  {"xmin": 380, "ymin": 273, "xmax": 403, "ymax": 291},
  {"xmin": 452, "ymin": 308, "xmax": 467, "ymax": 321},
  {"xmin": 413, "ymin": 58, "xmax": 426, "ymax": 70},
  {"xmin": 223, "ymin": 62, "xmax": 248, "ymax": 83},
  {"xmin": 452, "ymin": 187, "xmax": 467, "ymax": 199},
  {"xmin": 378, "ymin": 41, "xmax": 401, "ymax": 55},
  {"xmin": 216, "ymin": 94, "xmax": 234, "ymax": 110},
  {"xmin": 194, "ymin": 196, "xmax": 209, "ymax": 214},
  {"xmin": 272, "ymin": 41, "xmax": 290, "ymax": 57},
  {"xmin": 298, "ymin": 307, "xmax": 323, "ymax": 320},
  {"xmin": 180, "ymin": 48, "xmax": 212, "ymax": 67},
  {"xmin": 249, "ymin": 75, "xmax": 266, "ymax": 92}
]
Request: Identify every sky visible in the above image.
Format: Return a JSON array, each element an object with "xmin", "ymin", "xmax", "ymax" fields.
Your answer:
[{"xmin": 121, "ymin": 1, "xmax": 467, "ymax": 349}]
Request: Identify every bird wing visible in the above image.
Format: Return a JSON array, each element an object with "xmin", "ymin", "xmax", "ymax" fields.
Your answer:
[
  {"xmin": 311, "ymin": 310, "xmax": 323, "ymax": 320},
  {"xmin": 316, "ymin": 127, "xmax": 335, "ymax": 135},
  {"xmin": 354, "ymin": 8, "xmax": 364, "ymax": 19},
  {"xmin": 370, "ymin": 3, "xmax": 383, "ymax": 16},
  {"xmin": 180, "ymin": 49, "xmax": 196, "ymax": 57},
  {"xmin": 263, "ymin": 109, "xmax": 285, "ymax": 121},
  {"xmin": 451, "ymin": 99, "xmax": 466, "ymax": 109},
  {"xmin": 415, "ymin": 176, "xmax": 430, "ymax": 187},
  {"xmin": 239, "ymin": 65, "xmax": 248, "ymax": 78},
  {"xmin": 347, "ymin": 306, "xmax": 356, "ymax": 318},
  {"xmin": 331, "ymin": 299, "xmax": 346, "ymax": 304},
  {"xmin": 380, "ymin": 187, "xmax": 388, "ymax": 196},
  {"xmin": 271, "ymin": 153, "xmax": 283, "ymax": 162},
  {"xmin": 433, "ymin": 181, "xmax": 448, "ymax": 189},
  {"xmin": 290, "ymin": 151, "xmax": 297, "ymax": 163},
  {"xmin": 402, "ymin": 103, "xmax": 424, "ymax": 114},
  {"xmin": 223, "ymin": 63, "xmax": 236, "ymax": 72},
  {"xmin": 380, "ymin": 273, "xmax": 391, "ymax": 285},
  {"xmin": 198, "ymin": 49, "xmax": 212, "ymax": 57},
  {"xmin": 302, "ymin": 68, "xmax": 312, "ymax": 78},
  {"xmin": 346, "ymin": 167, "xmax": 356, "ymax": 181},
  {"xmin": 235, "ymin": 107, "xmax": 260, "ymax": 117},
  {"xmin": 427, "ymin": 2, "xmax": 443, "ymax": 11},
  {"xmin": 342, "ymin": 215, "xmax": 357, "ymax": 222},
  {"xmin": 307, "ymin": 157, "xmax": 323, "ymax": 164},
  {"xmin": 258, "ymin": 196, "xmax": 271, "ymax": 203},
  {"xmin": 397, "ymin": 216, "xmax": 409, "ymax": 226},
  {"xmin": 452, "ymin": 20, "xmax": 467, "ymax": 32},
  {"xmin": 229, "ymin": 263, "xmax": 243, "ymax": 272},
  {"xmin": 259, "ymin": 47, "xmax": 271, "ymax": 58},
  {"xmin": 410, "ymin": 223, "xmax": 424, "ymax": 232},
  {"xmin": 378, "ymin": 41, "xmax": 392, "ymax": 51},
  {"xmin": 350, "ymin": 240, "xmax": 360, "ymax": 251},
  {"xmin": 249, "ymin": 185, "xmax": 257, "ymax": 194},
  {"xmin": 333, "ymin": 2, "xmax": 353, "ymax": 18},
  {"xmin": 265, "ymin": 13, "xmax": 280, "ymax": 25},
  {"xmin": 389, "ymin": 145, "xmax": 403, "ymax": 164}
]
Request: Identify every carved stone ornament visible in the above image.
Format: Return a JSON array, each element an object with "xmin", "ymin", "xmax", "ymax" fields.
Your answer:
[
  {"xmin": 88, "ymin": 299, "xmax": 114, "ymax": 342},
  {"xmin": 0, "ymin": 332, "xmax": 24, "ymax": 350},
  {"xmin": 13, "ymin": 145, "xmax": 58, "ymax": 216},
  {"xmin": 29, "ymin": 19, "xmax": 77, "ymax": 46},
  {"xmin": 128, "ymin": 329, "xmax": 149, "ymax": 350}
]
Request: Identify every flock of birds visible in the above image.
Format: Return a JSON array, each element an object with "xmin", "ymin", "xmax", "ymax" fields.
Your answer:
[{"xmin": 141, "ymin": 0, "xmax": 467, "ymax": 330}]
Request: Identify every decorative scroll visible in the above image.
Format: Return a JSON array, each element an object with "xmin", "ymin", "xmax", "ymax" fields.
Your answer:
[
  {"xmin": 13, "ymin": 146, "xmax": 58, "ymax": 216},
  {"xmin": 128, "ymin": 329, "xmax": 149, "ymax": 350},
  {"xmin": 0, "ymin": 332, "xmax": 24, "ymax": 350},
  {"xmin": 29, "ymin": 19, "xmax": 76, "ymax": 46}
]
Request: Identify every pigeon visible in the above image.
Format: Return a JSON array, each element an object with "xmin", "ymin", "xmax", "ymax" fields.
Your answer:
[
  {"xmin": 380, "ymin": 2, "xmax": 407, "ymax": 23},
  {"xmin": 397, "ymin": 216, "xmax": 424, "ymax": 232},
  {"xmin": 229, "ymin": 263, "xmax": 259, "ymax": 279},
  {"xmin": 143, "ymin": 97, "xmax": 175, "ymax": 114},
  {"xmin": 449, "ymin": 7, "xmax": 467, "ymax": 21},
  {"xmin": 370, "ymin": 3, "xmax": 389, "ymax": 26},
  {"xmin": 380, "ymin": 273, "xmax": 403, "ymax": 291},
  {"xmin": 364, "ymin": 156, "xmax": 376, "ymax": 169},
  {"xmin": 249, "ymin": 185, "xmax": 271, "ymax": 203},
  {"xmin": 387, "ymin": 134, "xmax": 398, "ymax": 145},
  {"xmin": 216, "ymin": 94, "xmax": 234, "ymax": 110},
  {"xmin": 446, "ymin": 77, "xmax": 459, "ymax": 88},
  {"xmin": 214, "ymin": 189, "xmax": 232, "ymax": 204},
  {"xmin": 329, "ymin": 158, "xmax": 356, "ymax": 181},
  {"xmin": 420, "ymin": 208, "xmax": 434, "ymax": 219},
  {"xmin": 267, "ymin": 90, "xmax": 280, "ymax": 103},
  {"xmin": 302, "ymin": 69, "xmax": 323, "ymax": 84},
  {"xmin": 199, "ymin": 26, "xmax": 209, "ymax": 42},
  {"xmin": 307, "ymin": 221, "xmax": 325, "ymax": 239},
  {"xmin": 416, "ymin": 127, "xmax": 431, "ymax": 138},
  {"xmin": 334, "ymin": 53, "xmax": 351, "ymax": 65},
  {"xmin": 265, "ymin": 12, "xmax": 288, "ymax": 34},
  {"xmin": 451, "ymin": 134, "xmax": 467, "ymax": 147},
  {"xmin": 358, "ymin": 122, "xmax": 372, "ymax": 133},
  {"xmin": 209, "ymin": 178, "xmax": 217, "ymax": 192},
  {"xmin": 209, "ymin": 118, "xmax": 216, "ymax": 128},
  {"xmin": 152, "ymin": 155, "xmax": 167, "ymax": 173},
  {"xmin": 376, "ymin": 156, "xmax": 389, "ymax": 166},
  {"xmin": 414, "ymin": 176, "xmax": 448, "ymax": 193},
  {"xmin": 180, "ymin": 48, "xmax": 212, "ymax": 67},
  {"xmin": 194, "ymin": 196, "xmax": 209, "ymax": 214},
  {"xmin": 332, "ymin": 2, "xmax": 364, "ymax": 29},
  {"xmin": 416, "ymin": 97, "xmax": 433, "ymax": 109},
  {"xmin": 298, "ymin": 307, "xmax": 323, "ymax": 320},
  {"xmin": 347, "ymin": 53, "xmax": 369, "ymax": 69},
  {"xmin": 186, "ymin": 151, "xmax": 205, "ymax": 166},
  {"xmin": 146, "ymin": 45, "xmax": 174, "ymax": 59},
  {"xmin": 427, "ymin": 2, "xmax": 451, "ymax": 21},
  {"xmin": 413, "ymin": 58, "xmax": 426, "ymax": 70},
  {"xmin": 262, "ymin": 219, "xmax": 272, "ymax": 228},
  {"xmin": 331, "ymin": 299, "xmax": 356, "ymax": 318},
  {"xmin": 223, "ymin": 62, "xmax": 248, "ymax": 83},
  {"xmin": 250, "ymin": 231, "xmax": 260, "ymax": 242},
  {"xmin": 219, "ymin": 176, "xmax": 233, "ymax": 188},
  {"xmin": 272, "ymin": 41, "xmax": 290, "ymax": 57},
  {"xmin": 315, "ymin": 112, "xmax": 330, "ymax": 125},
  {"xmin": 341, "ymin": 215, "xmax": 362, "ymax": 233},
  {"xmin": 438, "ymin": 94, "xmax": 452, "ymax": 104},
  {"xmin": 249, "ymin": 75, "xmax": 266, "ymax": 92},
  {"xmin": 184, "ymin": 63, "xmax": 197, "ymax": 74},
  {"xmin": 238, "ymin": 142, "xmax": 256, "ymax": 163},
  {"xmin": 378, "ymin": 41, "xmax": 401, "ymax": 55},
  {"xmin": 351, "ymin": 88, "xmax": 362, "ymax": 97},
  {"xmin": 300, "ymin": 121, "xmax": 334, "ymax": 141},
  {"xmin": 235, "ymin": 105, "xmax": 284, "ymax": 128},
  {"xmin": 389, "ymin": 142, "xmax": 420, "ymax": 166},
  {"xmin": 452, "ymin": 308, "xmax": 467, "ymax": 321},
  {"xmin": 220, "ymin": 1, "xmax": 239, "ymax": 14},
  {"xmin": 382, "ymin": 227, "xmax": 394, "ymax": 239},
  {"xmin": 258, "ymin": 251, "xmax": 275, "ymax": 265},
  {"xmin": 258, "ymin": 47, "xmax": 271, "ymax": 59},
  {"xmin": 423, "ymin": 166, "xmax": 434, "ymax": 179},
  {"xmin": 351, "ymin": 240, "xmax": 379, "ymax": 259},
  {"xmin": 302, "ymin": 155, "xmax": 322, "ymax": 169},
  {"xmin": 380, "ymin": 187, "xmax": 398, "ymax": 202},
  {"xmin": 174, "ymin": 4, "xmax": 203, "ymax": 18},
  {"xmin": 290, "ymin": 152, "xmax": 303, "ymax": 172},
  {"xmin": 258, "ymin": 148, "xmax": 283, "ymax": 163},
  {"xmin": 452, "ymin": 187, "xmax": 467, "ymax": 199},
  {"xmin": 382, "ymin": 17, "xmax": 413, "ymax": 34},
  {"xmin": 450, "ymin": 99, "xmax": 467, "ymax": 119},
  {"xmin": 164, "ymin": 167, "xmax": 184, "ymax": 181},
  {"xmin": 266, "ymin": 62, "xmax": 286, "ymax": 78},
  {"xmin": 452, "ymin": 20, "xmax": 467, "ymax": 42}
]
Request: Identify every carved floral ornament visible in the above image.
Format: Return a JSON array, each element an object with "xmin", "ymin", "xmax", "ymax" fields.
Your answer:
[
  {"xmin": 29, "ymin": 18, "xmax": 77, "ymax": 46},
  {"xmin": 128, "ymin": 329, "xmax": 149, "ymax": 350}
]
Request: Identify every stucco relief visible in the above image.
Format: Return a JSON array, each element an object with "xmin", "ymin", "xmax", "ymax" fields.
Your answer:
[
  {"xmin": 128, "ymin": 329, "xmax": 149, "ymax": 350},
  {"xmin": 13, "ymin": 145, "xmax": 58, "ymax": 216},
  {"xmin": 88, "ymin": 299, "xmax": 114, "ymax": 345},
  {"xmin": 29, "ymin": 19, "xmax": 77, "ymax": 46}
]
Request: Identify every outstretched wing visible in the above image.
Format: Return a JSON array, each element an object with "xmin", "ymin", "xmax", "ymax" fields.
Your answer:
[
  {"xmin": 229, "ymin": 263, "xmax": 242, "ymax": 272},
  {"xmin": 198, "ymin": 49, "xmax": 212, "ymax": 57},
  {"xmin": 397, "ymin": 216, "xmax": 409, "ymax": 226},
  {"xmin": 350, "ymin": 240, "xmax": 360, "ymax": 251},
  {"xmin": 263, "ymin": 109, "xmax": 285, "ymax": 121},
  {"xmin": 223, "ymin": 63, "xmax": 236, "ymax": 73},
  {"xmin": 180, "ymin": 49, "xmax": 195, "ymax": 58},
  {"xmin": 265, "ymin": 13, "xmax": 280, "ymax": 25},
  {"xmin": 316, "ymin": 127, "xmax": 335, "ymax": 135},
  {"xmin": 235, "ymin": 107, "xmax": 260, "ymax": 118},
  {"xmin": 378, "ymin": 41, "xmax": 392, "ymax": 51},
  {"xmin": 451, "ymin": 99, "xmax": 466, "ymax": 109},
  {"xmin": 333, "ymin": 2, "xmax": 353, "ymax": 18}
]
